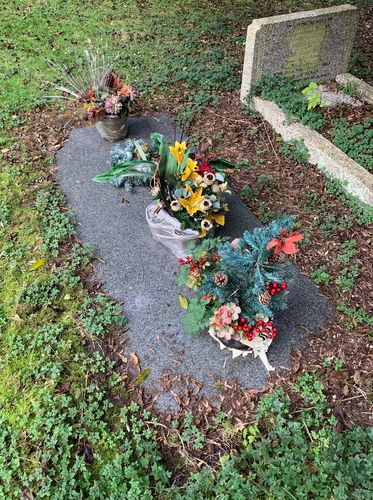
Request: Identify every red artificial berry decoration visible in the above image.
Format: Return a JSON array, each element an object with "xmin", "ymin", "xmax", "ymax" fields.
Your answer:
[
  {"xmin": 273, "ymin": 332, "xmax": 277, "ymax": 338},
  {"xmin": 237, "ymin": 325, "xmax": 243, "ymax": 331},
  {"xmin": 267, "ymin": 321, "xmax": 273, "ymax": 327},
  {"xmin": 273, "ymin": 327, "xmax": 277, "ymax": 333},
  {"xmin": 258, "ymin": 320, "xmax": 264, "ymax": 326},
  {"xmin": 270, "ymin": 290, "xmax": 276, "ymax": 295},
  {"xmin": 266, "ymin": 284, "xmax": 271, "ymax": 290},
  {"xmin": 282, "ymin": 282, "xmax": 287, "ymax": 289},
  {"xmin": 240, "ymin": 317, "xmax": 246, "ymax": 323},
  {"xmin": 273, "ymin": 282, "xmax": 278, "ymax": 288}
]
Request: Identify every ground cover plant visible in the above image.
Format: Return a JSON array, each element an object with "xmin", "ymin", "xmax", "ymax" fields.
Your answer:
[
  {"xmin": 253, "ymin": 75, "xmax": 373, "ymax": 172},
  {"xmin": 1, "ymin": 0, "xmax": 373, "ymax": 497}
]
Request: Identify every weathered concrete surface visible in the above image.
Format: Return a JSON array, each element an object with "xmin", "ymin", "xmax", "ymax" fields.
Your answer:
[
  {"xmin": 241, "ymin": 4, "xmax": 358, "ymax": 101},
  {"xmin": 336, "ymin": 73, "xmax": 373, "ymax": 105},
  {"xmin": 253, "ymin": 96, "xmax": 373, "ymax": 206},
  {"xmin": 56, "ymin": 114, "xmax": 334, "ymax": 410}
]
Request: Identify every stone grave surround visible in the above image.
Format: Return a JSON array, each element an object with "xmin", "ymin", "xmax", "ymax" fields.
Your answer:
[
  {"xmin": 240, "ymin": 4, "xmax": 359, "ymax": 102},
  {"xmin": 56, "ymin": 115, "xmax": 334, "ymax": 411}
]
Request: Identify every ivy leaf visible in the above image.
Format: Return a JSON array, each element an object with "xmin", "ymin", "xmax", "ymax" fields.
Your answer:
[{"xmin": 179, "ymin": 294, "xmax": 189, "ymax": 310}]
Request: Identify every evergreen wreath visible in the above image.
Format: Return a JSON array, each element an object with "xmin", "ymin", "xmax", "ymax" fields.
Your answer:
[{"xmin": 178, "ymin": 216, "xmax": 303, "ymax": 348}]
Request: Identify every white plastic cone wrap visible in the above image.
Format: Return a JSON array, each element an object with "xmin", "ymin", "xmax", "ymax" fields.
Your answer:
[{"xmin": 146, "ymin": 204, "xmax": 200, "ymax": 259}]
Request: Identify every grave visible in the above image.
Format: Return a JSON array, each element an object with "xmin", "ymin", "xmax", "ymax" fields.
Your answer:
[
  {"xmin": 57, "ymin": 114, "xmax": 334, "ymax": 411},
  {"xmin": 240, "ymin": 4, "xmax": 359, "ymax": 102}
]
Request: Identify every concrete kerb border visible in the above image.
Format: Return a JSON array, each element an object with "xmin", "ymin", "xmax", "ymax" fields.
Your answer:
[
  {"xmin": 250, "ymin": 79, "xmax": 373, "ymax": 206},
  {"xmin": 336, "ymin": 73, "xmax": 373, "ymax": 105}
]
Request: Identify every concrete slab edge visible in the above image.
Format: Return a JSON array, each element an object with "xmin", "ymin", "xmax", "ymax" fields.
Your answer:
[
  {"xmin": 336, "ymin": 73, "xmax": 373, "ymax": 105},
  {"xmin": 252, "ymin": 96, "xmax": 373, "ymax": 206}
]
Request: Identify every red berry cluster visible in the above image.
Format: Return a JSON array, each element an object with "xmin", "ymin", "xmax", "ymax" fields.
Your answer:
[
  {"xmin": 266, "ymin": 281, "xmax": 287, "ymax": 296},
  {"xmin": 178, "ymin": 255, "xmax": 208, "ymax": 271},
  {"xmin": 179, "ymin": 253, "xmax": 220, "ymax": 269},
  {"xmin": 234, "ymin": 317, "xmax": 277, "ymax": 342}
]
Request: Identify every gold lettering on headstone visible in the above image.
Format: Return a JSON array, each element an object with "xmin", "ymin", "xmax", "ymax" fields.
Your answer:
[{"xmin": 285, "ymin": 22, "xmax": 326, "ymax": 77}]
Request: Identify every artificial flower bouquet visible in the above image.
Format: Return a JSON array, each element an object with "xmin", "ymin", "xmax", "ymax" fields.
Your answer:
[
  {"xmin": 48, "ymin": 50, "xmax": 139, "ymax": 140},
  {"xmin": 178, "ymin": 216, "xmax": 303, "ymax": 366},
  {"xmin": 150, "ymin": 135, "xmax": 232, "ymax": 238},
  {"xmin": 93, "ymin": 133, "xmax": 234, "ymax": 255}
]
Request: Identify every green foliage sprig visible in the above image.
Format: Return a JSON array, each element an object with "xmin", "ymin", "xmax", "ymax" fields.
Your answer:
[
  {"xmin": 302, "ymin": 81, "xmax": 331, "ymax": 110},
  {"xmin": 253, "ymin": 75, "xmax": 326, "ymax": 130}
]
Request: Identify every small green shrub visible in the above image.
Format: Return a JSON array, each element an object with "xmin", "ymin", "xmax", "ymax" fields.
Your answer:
[
  {"xmin": 278, "ymin": 138, "xmax": 310, "ymax": 163},
  {"xmin": 338, "ymin": 239, "xmax": 357, "ymax": 264},
  {"xmin": 311, "ymin": 265, "xmax": 331, "ymax": 286},
  {"xmin": 69, "ymin": 243, "xmax": 93, "ymax": 271},
  {"xmin": 35, "ymin": 189, "xmax": 75, "ymax": 257},
  {"xmin": 338, "ymin": 82, "xmax": 358, "ymax": 97},
  {"xmin": 19, "ymin": 275, "xmax": 61, "ymax": 308},
  {"xmin": 331, "ymin": 118, "xmax": 373, "ymax": 172},
  {"xmin": 336, "ymin": 264, "xmax": 359, "ymax": 293},
  {"xmin": 78, "ymin": 295, "xmax": 127, "ymax": 337},
  {"xmin": 302, "ymin": 81, "xmax": 330, "ymax": 110},
  {"xmin": 325, "ymin": 178, "xmax": 373, "ymax": 226}
]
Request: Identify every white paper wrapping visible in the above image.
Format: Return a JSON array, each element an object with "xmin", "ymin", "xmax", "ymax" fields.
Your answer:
[{"xmin": 146, "ymin": 204, "xmax": 200, "ymax": 259}]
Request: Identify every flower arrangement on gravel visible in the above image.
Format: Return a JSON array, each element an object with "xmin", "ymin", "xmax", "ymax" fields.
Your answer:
[
  {"xmin": 178, "ymin": 216, "xmax": 303, "ymax": 349},
  {"xmin": 48, "ymin": 50, "xmax": 139, "ymax": 119},
  {"xmin": 93, "ymin": 133, "xmax": 234, "ymax": 237}
]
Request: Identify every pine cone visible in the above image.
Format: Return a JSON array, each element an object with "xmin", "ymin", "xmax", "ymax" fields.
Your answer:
[
  {"xmin": 214, "ymin": 273, "xmax": 228, "ymax": 287},
  {"xmin": 259, "ymin": 290, "xmax": 271, "ymax": 305},
  {"xmin": 272, "ymin": 253, "xmax": 286, "ymax": 263}
]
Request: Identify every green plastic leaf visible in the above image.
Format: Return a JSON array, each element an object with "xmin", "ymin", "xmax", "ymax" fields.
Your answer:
[
  {"xmin": 209, "ymin": 158, "xmax": 236, "ymax": 171},
  {"xmin": 150, "ymin": 132, "xmax": 165, "ymax": 154},
  {"xmin": 93, "ymin": 161, "xmax": 156, "ymax": 182},
  {"xmin": 134, "ymin": 140, "xmax": 148, "ymax": 161}
]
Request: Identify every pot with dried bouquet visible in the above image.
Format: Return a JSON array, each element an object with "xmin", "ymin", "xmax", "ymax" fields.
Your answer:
[{"xmin": 48, "ymin": 50, "xmax": 139, "ymax": 142}]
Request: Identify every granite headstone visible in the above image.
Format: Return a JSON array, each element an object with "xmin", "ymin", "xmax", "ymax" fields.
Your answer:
[{"xmin": 240, "ymin": 4, "xmax": 359, "ymax": 101}]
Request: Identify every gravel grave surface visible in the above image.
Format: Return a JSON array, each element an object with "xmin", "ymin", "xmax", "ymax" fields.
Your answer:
[{"xmin": 57, "ymin": 114, "xmax": 334, "ymax": 411}]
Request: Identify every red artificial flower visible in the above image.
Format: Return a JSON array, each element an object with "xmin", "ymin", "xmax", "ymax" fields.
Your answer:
[
  {"xmin": 118, "ymin": 84, "xmax": 131, "ymax": 97},
  {"xmin": 197, "ymin": 158, "xmax": 216, "ymax": 175},
  {"xmin": 85, "ymin": 89, "xmax": 95, "ymax": 102},
  {"xmin": 266, "ymin": 229, "xmax": 303, "ymax": 255}
]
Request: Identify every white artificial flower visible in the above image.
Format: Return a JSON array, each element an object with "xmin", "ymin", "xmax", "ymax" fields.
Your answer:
[
  {"xmin": 200, "ymin": 198, "xmax": 212, "ymax": 211},
  {"xmin": 219, "ymin": 182, "xmax": 231, "ymax": 194},
  {"xmin": 201, "ymin": 219, "xmax": 213, "ymax": 231},
  {"xmin": 194, "ymin": 175, "xmax": 204, "ymax": 186},
  {"xmin": 203, "ymin": 172, "xmax": 216, "ymax": 185},
  {"xmin": 171, "ymin": 200, "xmax": 182, "ymax": 212},
  {"xmin": 211, "ymin": 183, "xmax": 220, "ymax": 193}
]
